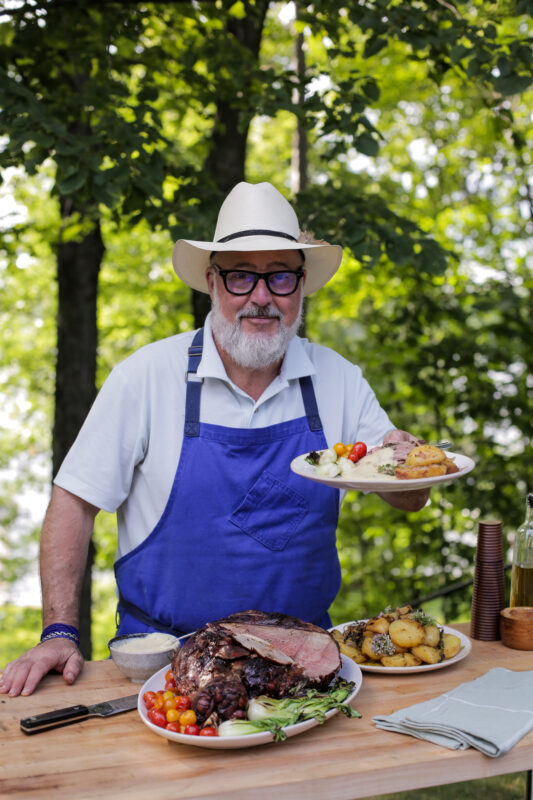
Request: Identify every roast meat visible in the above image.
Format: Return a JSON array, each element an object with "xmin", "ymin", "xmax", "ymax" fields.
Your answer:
[{"xmin": 172, "ymin": 610, "xmax": 341, "ymax": 725}]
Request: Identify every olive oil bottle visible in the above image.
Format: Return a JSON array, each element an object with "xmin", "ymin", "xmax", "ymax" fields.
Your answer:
[{"xmin": 510, "ymin": 493, "xmax": 533, "ymax": 608}]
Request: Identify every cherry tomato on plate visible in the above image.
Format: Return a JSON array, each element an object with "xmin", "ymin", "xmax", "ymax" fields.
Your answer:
[
  {"xmin": 199, "ymin": 727, "xmax": 218, "ymax": 737},
  {"xmin": 183, "ymin": 724, "xmax": 200, "ymax": 736},
  {"xmin": 348, "ymin": 441, "xmax": 367, "ymax": 462},
  {"xmin": 333, "ymin": 442, "xmax": 347, "ymax": 456},
  {"xmin": 147, "ymin": 708, "xmax": 167, "ymax": 728},
  {"xmin": 163, "ymin": 696, "xmax": 177, "ymax": 712},
  {"xmin": 179, "ymin": 709, "xmax": 197, "ymax": 727},
  {"xmin": 176, "ymin": 695, "xmax": 191, "ymax": 711},
  {"xmin": 166, "ymin": 721, "xmax": 181, "ymax": 733},
  {"xmin": 166, "ymin": 708, "xmax": 180, "ymax": 723},
  {"xmin": 143, "ymin": 691, "xmax": 157, "ymax": 710}
]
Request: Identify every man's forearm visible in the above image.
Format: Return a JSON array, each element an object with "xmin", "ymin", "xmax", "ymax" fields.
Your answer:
[
  {"xmin": 40, "ymin": 486, "xmax": 99, "ymax": 628},
  {"xmin": 377, "ymin": 488, "xmax": 430, "ymax": 512}
]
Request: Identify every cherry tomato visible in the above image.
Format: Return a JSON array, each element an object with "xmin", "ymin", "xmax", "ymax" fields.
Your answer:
[
  {"xmin": 333, "ymin": 442, "xmax": 347, "ymax": 456},
  {"xmin": 147, "ymin": 708, "xmax": 167, "ymax": 728},
  {"xmin": 163, "ymin": 697, "xmax": 177, "ymax": 712},
  {"xmin": 176, "ymin": 695, "xmax": 191, "ymax": 711},
  {"xmin": 164, "ymin": 678, "xmax": 176, "ymax": 690},
  {"xmin": 166, "ymin": 708, "xmax": 180, "ymax": 723},
  {"xmin": 179, "ymin": 709, "xmax": 197, "ymax": 726},
  {"xmin": 355, "ymin": 441, "xmax": 367, "ymax": 458},
  {"xmin": 166, "ymin": 721, "xmax": 181, "ymax": 733},
  {"xmin": 199, "ymin": 726, "xmax": 218, "ymax": 737},
  {"xmin": 143, "ymin": 691, "xmax": 157, "ymax": 710},
  {"xmin": 165, "ymin": 669, "xmax": 174, "ymax": 682},
  {"xmin": 152, "ymin": 694, "xmax": 165, "ymax": 710},
  {"xmin": 348, "ymin": 441, "xmax": 367, "ymax": 462},
  {"xmin": 183, "ymin": 724, "xmax": 200, "ymax": 736}
]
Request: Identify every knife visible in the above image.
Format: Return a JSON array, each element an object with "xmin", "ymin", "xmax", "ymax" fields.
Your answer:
[{"xmin": 20, "ymin": 694, "xmax": 139, "ymax": 735}]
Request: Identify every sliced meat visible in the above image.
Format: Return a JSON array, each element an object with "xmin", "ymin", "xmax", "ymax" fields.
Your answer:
[
  {"xmin": 219, "ymin": 622, "xmax": 340, "ymax": 680},
  {"xmin": 218, "ymin": 627, "xmax": 295, "ymax": 665}
]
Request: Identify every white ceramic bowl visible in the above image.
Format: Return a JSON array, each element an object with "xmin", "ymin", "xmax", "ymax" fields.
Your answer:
[{"xmin": 108, "ymin": 633, "xmax": 179, "ymax": 683}]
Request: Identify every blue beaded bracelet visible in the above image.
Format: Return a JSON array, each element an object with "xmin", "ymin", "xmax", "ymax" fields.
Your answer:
[{"xmin": 40, "ymin": 623, "xmax": 80, "ymax": 648}]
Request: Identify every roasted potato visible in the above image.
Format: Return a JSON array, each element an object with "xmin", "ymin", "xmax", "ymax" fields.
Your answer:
[
  {"xmin": 423, "ymin": 624, "xmax": 441, "ymax": 647},
  {"xmin": 396, "ymin": 605, "xmax": 414, "ymax": 617},
  {"xmin": 332, "ymin": 631, "xmax": 367, "ymax": 663},
  {"xmin": 395, "ymin": 463, "xmax": 447, "ymax": 480},
  {"xmin": 380, "ymin": 653, "xmax": 422, "ymax": 667},
  {"xmin": 365, "ymin": 616, "xmax": 390, "ymax": 634},
  {"xmin": 441, "ymin": 633, "xmax": 461, "ymax": 659},
  {"xmin": 336, "ymin": 606, "xmax": 463, "ymax": 670},
  {"xmin": 331, "ymin": 629, "xmax": 343, "ymax": 644},
  {"xmin": 410, "ymin": 644, "xmax": 441, "ymax": 664},
  {"xmin": 405, "ymin": 445, "xmax": 446, "ymax": 467},
  {"xmin": 443, "ymin": 457, "xmax": 459, "ymax": 474},
  {"xmin": 388, "ymin": 618, "xmax": 426, "ymax": 648},
  {"xmin": 361, "ymin": 635, "xmax": 383, "ymax": 661}
]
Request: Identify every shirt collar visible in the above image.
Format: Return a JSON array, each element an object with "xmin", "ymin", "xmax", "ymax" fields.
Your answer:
[{"xmin": 197, "ymin": 312, "xmax": 316, "ymax": 383}]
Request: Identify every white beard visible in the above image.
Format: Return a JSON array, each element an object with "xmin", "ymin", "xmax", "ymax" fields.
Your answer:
[{"xmin": 210, "ymin": 281, "xmax": 303, "ymax": 369}]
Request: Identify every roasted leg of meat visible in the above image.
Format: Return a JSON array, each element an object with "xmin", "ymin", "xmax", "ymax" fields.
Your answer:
[{"xmin": 172, "ymin": 610, "xmax": 341, "ymax": 725}]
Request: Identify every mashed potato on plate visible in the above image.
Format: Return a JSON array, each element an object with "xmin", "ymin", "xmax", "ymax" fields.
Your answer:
[{"xmin": 338, "ymin": 447, "xmax": 396, "ymax": 480}]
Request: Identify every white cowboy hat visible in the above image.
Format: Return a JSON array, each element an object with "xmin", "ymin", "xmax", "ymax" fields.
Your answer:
[{"xmin": 172, "ymin": 181, "xmax": 343, "ymax": 296}]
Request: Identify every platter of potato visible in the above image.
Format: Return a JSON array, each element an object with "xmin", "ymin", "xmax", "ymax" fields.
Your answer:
[{"xmin": 331, "ymin": 605, "xmax": 471, "ymax": 674}]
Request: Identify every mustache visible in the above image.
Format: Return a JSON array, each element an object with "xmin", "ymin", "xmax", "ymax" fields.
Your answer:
[{"xmin": 237, "ymin": 305, "xmax": 282, "ymax": 320}]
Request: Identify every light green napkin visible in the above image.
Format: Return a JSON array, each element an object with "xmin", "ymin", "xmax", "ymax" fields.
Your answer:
[{"xmin": 373, "ymin": 668, "xmax": 533, "ymax": 757}]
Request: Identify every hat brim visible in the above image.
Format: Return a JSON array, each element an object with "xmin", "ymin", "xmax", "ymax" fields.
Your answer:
[{"xmin": 172, "ymin": 236, "xmax": 343, "ymax": 296}]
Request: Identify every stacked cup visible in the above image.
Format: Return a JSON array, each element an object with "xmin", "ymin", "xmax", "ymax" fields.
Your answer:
[{"xmin": 470, "ymin": 519, "xmax": 505, "ymax": 641}]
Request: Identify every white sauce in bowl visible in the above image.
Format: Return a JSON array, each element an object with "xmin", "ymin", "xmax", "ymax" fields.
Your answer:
[{"xmin": 112, "ymin": 632, "xmax": 179, "ymax": 653}]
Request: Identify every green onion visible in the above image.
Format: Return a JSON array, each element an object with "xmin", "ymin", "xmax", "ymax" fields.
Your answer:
[
  {"xmin": 217, "ymin": 679, "xmax": 361, "ymax": 742},
  {"xmin": 217, "ymin": 719, "xmax": 288, "ymax": 742}
]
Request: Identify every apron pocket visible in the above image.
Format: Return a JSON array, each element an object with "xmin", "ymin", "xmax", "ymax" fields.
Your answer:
[{"xmin": 229, "ymin": 469, "xmax": 308, "ymax": 551}]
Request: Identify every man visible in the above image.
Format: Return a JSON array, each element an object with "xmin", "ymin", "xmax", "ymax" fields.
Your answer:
[{"xmin": 0, "ymin": 182, "xmax": 427, "ymax": 697}]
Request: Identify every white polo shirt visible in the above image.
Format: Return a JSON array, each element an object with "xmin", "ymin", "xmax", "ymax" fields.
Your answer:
[{"xmin": 55, "ymin": 313, "xmax": 393, "ymax": 558}]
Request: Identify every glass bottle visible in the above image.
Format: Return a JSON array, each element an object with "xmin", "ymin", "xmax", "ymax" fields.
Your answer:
[{"xmin": 510, "ymin": 493, "xmax": 533, "ymax": 608}]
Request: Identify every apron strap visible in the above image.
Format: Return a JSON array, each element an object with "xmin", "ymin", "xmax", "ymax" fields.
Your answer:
[
  {"xmin": 299, "ymin": 375, "xmax": 323, "ymax": 432},
  {"xmin": 117, "ymin": 592, "xmax": 188, "ymax": 637},
  {"xmin": 184, "ymin": 328, "xmax": 323, "ymax": 435},
  {"xmin": 184, "ymin": 328, "xmax": 204, "ymax": 437}
]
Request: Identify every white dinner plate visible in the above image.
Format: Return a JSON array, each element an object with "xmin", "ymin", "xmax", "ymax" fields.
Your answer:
[
  {"xmin": 137, "ymin": 655, "xmax": 362, "ymax": 749},
  {"xmin": 290, "ymin": 451, "xmax": 475, "ymax": 492},
  {"xmin": 330, "ymin": 623, "xmax": 471, "ymax": 674}
]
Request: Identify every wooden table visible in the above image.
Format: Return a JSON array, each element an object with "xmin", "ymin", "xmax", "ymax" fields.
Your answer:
[{"xmin": 1, "ymin": 624, "xmax": 532, "ymax": 800}]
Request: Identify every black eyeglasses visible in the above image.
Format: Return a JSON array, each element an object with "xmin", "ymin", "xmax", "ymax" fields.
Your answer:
[{"xmin": 213, "ymin": 267, "xmax": 305, "ymax": 296}]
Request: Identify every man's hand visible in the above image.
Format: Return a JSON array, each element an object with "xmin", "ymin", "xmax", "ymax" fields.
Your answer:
[
  {"xmin": 1, "ymin": 485, "xmax": 99, "ymax": 697},
  {"xmin": 382, "ymin": 429, "xmax": 422, "ymax": 445},
  {"xmin": 377, "ymin": 486, "xmax": 430, "ymax": 511},
  {"xmin": 0, "ymin": 638, "xmax": 84, "ymax": 697},
  {"xmin": 379, "ymin": 429, "xmax": 430, "ymax": 511}
]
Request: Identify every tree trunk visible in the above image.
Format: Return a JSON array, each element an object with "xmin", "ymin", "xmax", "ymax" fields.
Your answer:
[
  {"xmin": 53, "ymin": 197, "xmax": 104, "ymax": 659},
  {"xmin": 290, "ymin": 4, "xmax": 309, "ymax": 336},
  {"xmin": 192, "ymin": 2, "xmax": 270, "ymax": 329},
  {"xmin": 290, "ymin": 5, "xmax": 308, "ymax": 195}
]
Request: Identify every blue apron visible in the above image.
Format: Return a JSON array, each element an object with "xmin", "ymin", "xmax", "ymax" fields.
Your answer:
[{"xmin": 114, "ymin": 328, "xmax": 341, "ymax": 635}]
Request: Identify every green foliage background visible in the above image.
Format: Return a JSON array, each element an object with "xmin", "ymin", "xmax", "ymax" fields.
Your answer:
[{"xmin": 1, "ymin": 1, "xmax": 532, "ymax": 666}]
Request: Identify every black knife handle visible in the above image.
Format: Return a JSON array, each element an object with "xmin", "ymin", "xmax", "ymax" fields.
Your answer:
[{"xmin": 20, "ymin": 704, "xmax": 89, "ymax": 733}]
